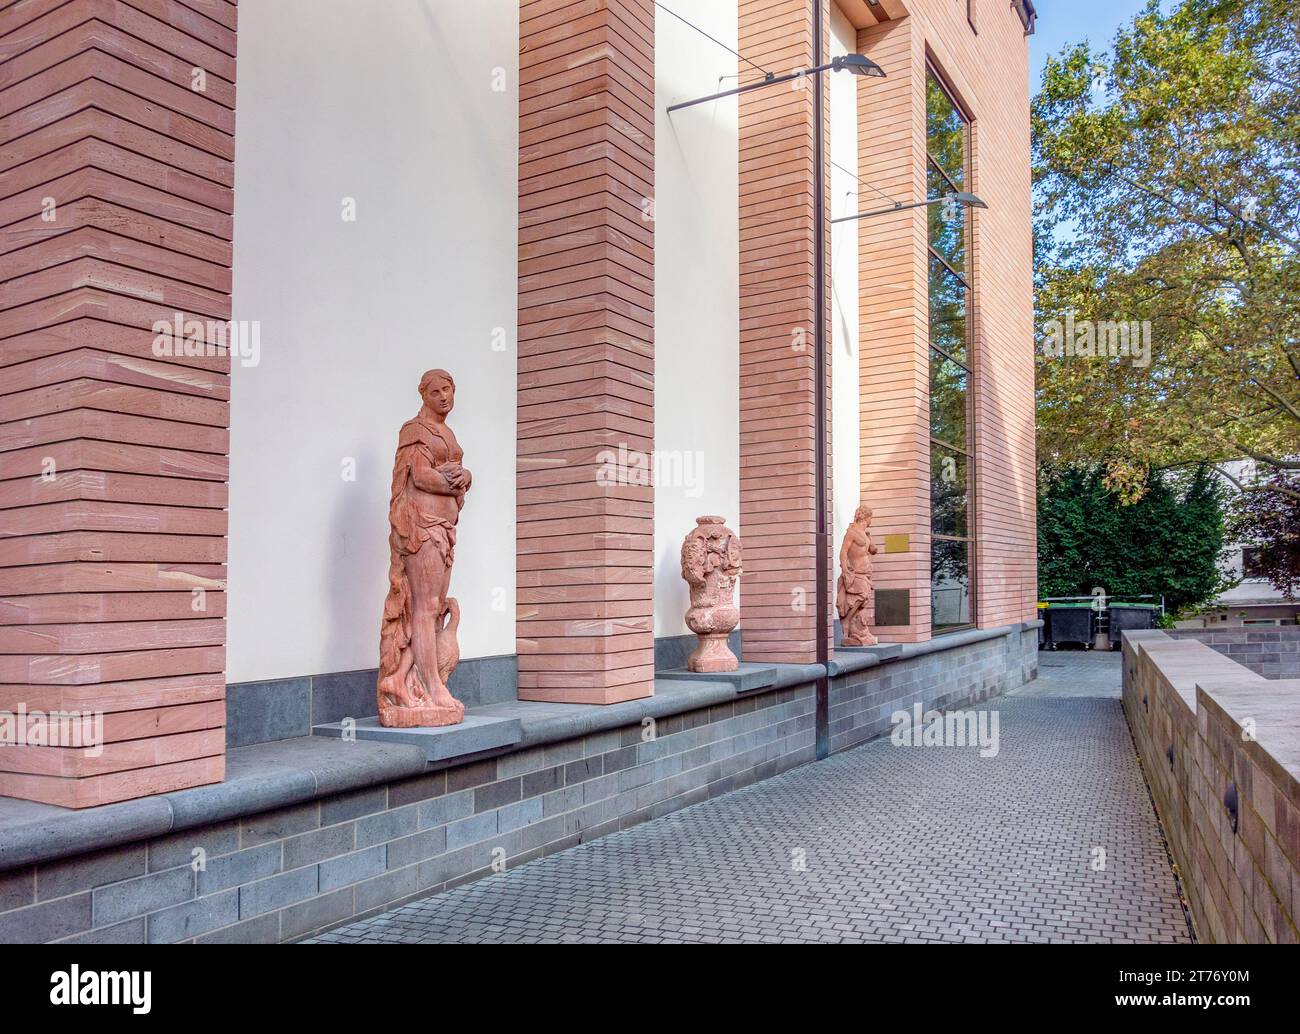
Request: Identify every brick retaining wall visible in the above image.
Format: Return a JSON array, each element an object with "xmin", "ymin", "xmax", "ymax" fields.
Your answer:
[{"xmin": 1122, "ymin": 630, "xmax": 1300, "ymax": 943}]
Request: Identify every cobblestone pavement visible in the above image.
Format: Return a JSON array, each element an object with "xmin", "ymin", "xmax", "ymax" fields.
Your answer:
[
  {"xmin": 309, "ymin": 661, "xmax": 1189, "ymax": 944},
  {"xmin": 1012, "ymin": 645, "xmax": 1123, "ymax": 698}
]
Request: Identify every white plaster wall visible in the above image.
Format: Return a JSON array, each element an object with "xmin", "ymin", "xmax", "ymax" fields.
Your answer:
[
  {"xmin": 830, "ymin": 4, "xmax": 862, "ymax": 555},
  {"xmin": 228, "ymin": 0, "xmax": 519, "ymax": 683},
  {"xmin": 652, "ymin": 1, "xmax": 742, "ymax": 638}
]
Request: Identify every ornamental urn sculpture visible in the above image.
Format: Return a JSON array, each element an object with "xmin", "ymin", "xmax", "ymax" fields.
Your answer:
[
  {"xmin": 376, "ymin": 369, "xmax": 471, "ymax": 727},
  {"xmin": 836, "ymin": 503, "xmax": 879, "ymax": 647},
  {"xmin": 680, "ymin": 515, "xmax": 742, "ymax": 672}
]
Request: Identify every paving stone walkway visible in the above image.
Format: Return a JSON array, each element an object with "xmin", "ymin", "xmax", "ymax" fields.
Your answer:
[
  {"xmin": 308, "ymin": 651, "xmax": 1190, "ymax": 944},
  {"xmin": 1012, "ymin": 643, "xmax": 1123, "ymax": 698}
]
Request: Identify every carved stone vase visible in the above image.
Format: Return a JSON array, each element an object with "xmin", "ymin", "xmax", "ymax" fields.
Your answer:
[
  {"xmin": 377, "ymin": 369, "xmax": 471, "ymax": 727},
  {"xmin": 680, "ymin": 515, "xmax": 742, "ymax": 673}
]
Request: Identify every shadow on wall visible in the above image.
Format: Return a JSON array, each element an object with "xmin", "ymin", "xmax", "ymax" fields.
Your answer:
[
  {"xmin": 326, "ymin": 440, "xmax": 383, "ymax": 670},
  {"xmin": 656, "ymin": 530, "xmax": 691, "ymax": 638},
  {"xmin": 417, "ymin": 0, "xmax": 508, "ymax": 178}
]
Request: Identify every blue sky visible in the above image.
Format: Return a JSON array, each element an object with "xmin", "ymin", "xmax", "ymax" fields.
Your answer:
[{"xmin": 1028, "ymin": 0, "xmax": 1154, "ymax": 90}]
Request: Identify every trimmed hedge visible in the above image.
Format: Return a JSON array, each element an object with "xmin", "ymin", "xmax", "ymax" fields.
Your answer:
[{"xmin": 1037, "ymin": 465, "xmax": 1226, "ymax": 614}]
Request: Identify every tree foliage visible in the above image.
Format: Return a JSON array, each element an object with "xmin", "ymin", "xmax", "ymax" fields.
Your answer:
[
  {"xmin": 1226, "ymin": 471, "xmax": 1300, "ymax": 596},
  {"xmin": 1033, "ymin": 0, "xmax": 1300, "ymax": 501},
  {"xmin": 1038, "ymin": 465, "xmax": 1229, "ymax": 613}
]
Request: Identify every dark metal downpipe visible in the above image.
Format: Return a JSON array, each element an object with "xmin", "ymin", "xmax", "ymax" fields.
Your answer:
[{"xmin": 812, "ymin": 0, "xmax": 831, "ymax": 760}]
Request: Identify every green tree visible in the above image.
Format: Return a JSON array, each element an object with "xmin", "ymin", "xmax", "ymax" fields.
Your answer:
[
  {"xmin": 1226, "ymin": 472, "xmax": 1300, "ymax": 597},
  {"xmin": 1038, "ymin": 465, "xmax": 1228, "ymax": 613},
  {"xmin": 1034, "ymin": 0, "xmax": 1300, "ymax": 501}
]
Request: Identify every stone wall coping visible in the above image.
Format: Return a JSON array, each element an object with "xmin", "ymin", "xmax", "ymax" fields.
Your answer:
[
  {"xmin": 1124, "ymin": 628, "xmax": 1300, "ymax": 941},
  {"xmin": 1194, "ymin": 677, "xmax": 1300, "ymax": 811},
  {"xmin": 1128, "ymin": 632, "xmax": 1265, "ymax": 714},
  {"xmin": 1170, "ymin": 627, "xmax": 1300, "ymax": 640},
  {"xmin": 0, "ymin": 624, "xmax": 1030, "ymax": 872}
]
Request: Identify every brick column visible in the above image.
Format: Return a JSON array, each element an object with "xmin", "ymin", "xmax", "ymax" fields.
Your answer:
[
  {"xmin": 515, "ymin": 0, "xmax": 655, "ymax": 704},
  {"xmin": 966, "ymin": 29, "xmax": 1038, "ymax": 631},
  {"xmin": 856, "ymin": 14, "xmax": 931, "ymax": 642},
  {"xmin": 737, "ymin": 0, "xmax": 831, "ymax": 665},
  {"xmin": 0, "ymin": 0, "xmax": 234, "ymax": 806}
]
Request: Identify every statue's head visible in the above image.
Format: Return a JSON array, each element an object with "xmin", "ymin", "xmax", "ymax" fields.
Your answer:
[
  {"xmin": 419, "ymin": 369, "xmax": 455, "ymax": 416},
  {"xmin": 855, "ymin": 504, "xmax": 873, "ymax": 524}
]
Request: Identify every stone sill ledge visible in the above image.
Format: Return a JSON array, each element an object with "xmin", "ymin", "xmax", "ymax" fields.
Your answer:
[
  {"xmin": 0, "ymin": 622, "xmax": 1032, "ymax": 872},
  {"xmin": 828, "ymin": 620, "xmax": 1040, "ymax": 677},
  {"xmin": 485, "ymin": 664, "xmax": 825, "ymax": 749}
]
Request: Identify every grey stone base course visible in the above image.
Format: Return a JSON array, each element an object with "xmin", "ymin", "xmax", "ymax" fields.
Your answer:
[
  {"xmin": 229, "ymin": 632, "xmax": 746, "ymax": 749},
  {"xmin": 829, "ymin": 626, "xmax": 1040, "ymax": 754},
  {"xmin": 1167, "ymin": 626, "xmax": 1300, "ymax": 679},
  {"xmin": 226, "ymin": 653, "xmax": 521, "ymax": 748},
  {"xmin": 0, "ymin": 686, "xmax": 817, "ymax": 943},
  {"xmin": 0, "ymin": 622, "xmax": 1038, "ymax": 944}
]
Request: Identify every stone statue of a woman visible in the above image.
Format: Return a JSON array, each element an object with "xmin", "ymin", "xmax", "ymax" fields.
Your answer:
[
  {"xmin": 377, "ymin": 369, "xmax": 471, "ymax": 727},
  {"xmin": 836, "ymin": 504, "xmax": 879, "ymax": 647}
]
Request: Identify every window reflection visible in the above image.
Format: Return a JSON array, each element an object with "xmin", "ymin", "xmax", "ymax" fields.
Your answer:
[
  {"xmin": 930, "ymin": 444, "xmax": 968, "ymax": 538},
  {"xmin": 931, "ymin": 539, "xmax": 972, "ymax": 631},
  {"xmin": 928, "ymin": 255, "xmax": 967, "ymax": 365},
  {"xmin": 927, "ymin": 162, "xmax": 965, "ymax": 273},
  {"xmin": 929, "ymin": 355, "xmax": 968, "ymax": 453},
  {"xmin": 926, "ymin": 75, "xmax": 965, "ymax": 188},
  {"xmin": 926, "ymin": 68, "xmax": 974, "ymax": 632}
]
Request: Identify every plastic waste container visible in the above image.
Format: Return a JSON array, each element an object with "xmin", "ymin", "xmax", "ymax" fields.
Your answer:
[
  {"xmin": 1108, "ymin": 602, "xmax": 1158, "ymax": 650},
  {"xmin": 1046, "ymin": 603, "xmax": 1094, "ymax": 650}
]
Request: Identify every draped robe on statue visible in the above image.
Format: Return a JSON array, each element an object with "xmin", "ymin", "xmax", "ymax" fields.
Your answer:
[{"xmin": 377, "ymin": 411, "xmax": 467, "ymax": 726}]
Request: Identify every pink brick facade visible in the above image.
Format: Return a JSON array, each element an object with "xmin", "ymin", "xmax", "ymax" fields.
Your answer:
[
  {"xmin": 0, "ymin": 0, "xmax": 234, "ymax": 806},
  {"xmin": 853, "ymin": 0, "xmax": 1037, "ymax": 638},
  {"xmin": 0, "ymin": 0, "xmax": 1037, "ymax": 807}
]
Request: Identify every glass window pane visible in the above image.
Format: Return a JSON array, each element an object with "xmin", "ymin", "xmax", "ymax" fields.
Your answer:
[
  {"xmin": 930, "ymin": 350, "xmax": 968, "ymax": 450},
  {"xmin": 931, "ymin": 539, "xmax": 972, "ymax": 630},
  {"xmin": 926, "ymin": 65, "xmax": 973, "ymax": 634},
  {"xmin": 926, "ymin": 74, "xmax": 965, "ymax": 187},
  {"xmin": 928, "ymin": 255, "xmax": 967, "ymax": 365},
  {"xmin": 927, "ymin": 162, "xmax": 966, "ymax": 273},
  {"xmin": 930, "ymin": 443, "xmax": 968, "ymax": 538}
]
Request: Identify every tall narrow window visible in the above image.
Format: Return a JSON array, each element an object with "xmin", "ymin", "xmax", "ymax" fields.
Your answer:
[{"xmin": 926, "ymin": 71, "xmax": 975, "ymax": 631}]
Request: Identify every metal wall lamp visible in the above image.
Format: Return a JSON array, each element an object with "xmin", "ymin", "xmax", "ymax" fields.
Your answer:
[
  {"xmin": 830, "ymin": 191, "xmax": 987, "ymax": 224},
  {"xmin": 667, "ymin": 53, "xmax": 885, "ymax": 113}
]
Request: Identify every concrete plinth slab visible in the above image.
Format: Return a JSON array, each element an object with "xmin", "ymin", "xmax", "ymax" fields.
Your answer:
[
  {"xmin": 837, "ymin": 643, "xmax": 903, "ymax": 660},
  {"xmin": 656, "ymin": 663, "xmax": 780, "ymax": 694},
  {"xmin": 312, "ymin": 714, "xmax": 522, "ymax": 763}
]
